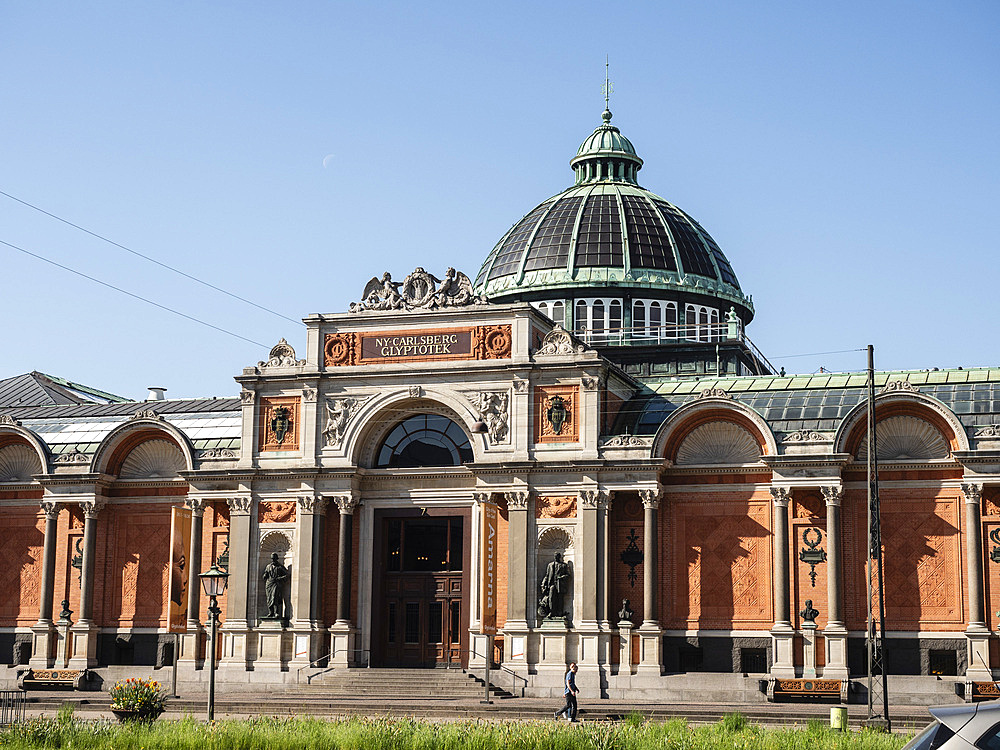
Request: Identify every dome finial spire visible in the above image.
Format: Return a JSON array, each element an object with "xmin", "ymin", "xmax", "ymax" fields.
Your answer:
[{"xmin": 602, "ymin": 56, "xmax": 613, "ymax": 122}]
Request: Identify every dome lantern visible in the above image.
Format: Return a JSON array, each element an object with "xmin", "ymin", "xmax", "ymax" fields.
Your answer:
[{"xmin": 569, "ymin": 109, "xmax": 644, "ymax": 186}]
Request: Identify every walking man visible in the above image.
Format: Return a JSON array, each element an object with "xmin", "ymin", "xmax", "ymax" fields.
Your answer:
[{"xmin": 554, "ymin": 662, "xmax": 579, "ymax": 722}]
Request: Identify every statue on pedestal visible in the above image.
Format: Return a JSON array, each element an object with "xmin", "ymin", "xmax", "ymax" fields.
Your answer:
[
  {"xmin": 537, "ymin": 552, "xmax": 570, "ymax": 620},
  {"xmin": 617, "ymin": 598, "xmax": 634, "ymax": 624},
  {"xmin": 262, "ymin": 552, "xmax": 289, "ymax": 620}
]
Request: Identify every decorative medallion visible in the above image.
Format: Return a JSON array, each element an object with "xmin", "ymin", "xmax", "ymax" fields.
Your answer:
[
  {"xmin": 349, "ymin": 267, "xmax": 486, "ymax": 312},
  {"xmin": 258, "ymin": 500, "xmax": 296, "ymax": 524},
  {"xmin": 601, "ymin": 433, "xmax": 649, "ymax": 448},
  {"xmin": 536, "ymin": 495, "xmax": 576, "ymax": 519},
  {"xmin": 783, "ymin": 430, "xmax": 826, "ymax": 443},
  {"xmin": 798, "ymin": 527, "xmax": 827, "ymax": 587},
  {"xmin": 695, "ymin": 388, "xmax": 731, "ymax": 400},
  {"xmin": 130, "ymin": 409, "xmax": 162, "ymax": 421},
  {"xmin": 198, "ymin": 448, "xmax": 238, "ymax": 460},
  {"xmin": 258, "ymin": 338, "xmax": 305, "ymax": 368},
  {"xmin": 534, "ymin": 386, "xmax": 578, "ymax": 443},
  {"xmin": 620, "ymin": 528, "xmax": 643, "ymax": 587},
  {"xmin": 324, "ymin": 332, "xmax": 357, "ymax": 367},
  {"xmin": 259, "ymin": 397, "xmax": 300, "ymax": 452},
  {"xmin": 54, "ymin": 451, "xmax": 90, "ymax": 464},
  {"xmin": 547, "ymin": 396, "xmax": 567, "ymax": 434},
  {"xmin": 881, "ymin": 380, "xmax": 920, "ymax": 393}
]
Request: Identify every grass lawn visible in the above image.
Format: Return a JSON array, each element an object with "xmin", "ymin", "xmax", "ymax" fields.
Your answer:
[{"xmin": 0, "ymin": 712, "xmax": 914, "ymax": 749}]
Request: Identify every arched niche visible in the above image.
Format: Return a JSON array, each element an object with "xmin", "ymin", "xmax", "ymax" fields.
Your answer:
[
  {"xmin": 0, "ymin": 426, "xmax": 49, "ymax": 478},
  {"xmin": 653, "ymin": 398, "xmax": 774, "ymax": 465},
  {"xmin": 257, "ymin": 530, "xmax": 293, "ymax": 623},
  {"xmin": 536, "ymin": 526, "xmax": 575, "ymax": 623},
  {"xmin": 836, "ymin": 392, "xmax": 967, "ymax": 460},
  {"xmin": 118, "ymin": 439, "xmax": 186, "ymax": 479}
]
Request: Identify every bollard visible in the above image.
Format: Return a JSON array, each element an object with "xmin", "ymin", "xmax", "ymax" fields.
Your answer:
[{"xmin": 830, "ymin": 706, "xmax": 848, "ymax": 731}]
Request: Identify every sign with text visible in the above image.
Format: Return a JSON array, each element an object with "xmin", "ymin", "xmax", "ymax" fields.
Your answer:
[
  {"xmin": 167, "ymin": 506, "xmax": 192, "ymax": 634},
  {"xmin": 359, "ymin": 328, "xmax": 474, "ymax": 363},
  {"xmin": 480, "ymin": 501, "xmax": 498, "ymax": 636}
]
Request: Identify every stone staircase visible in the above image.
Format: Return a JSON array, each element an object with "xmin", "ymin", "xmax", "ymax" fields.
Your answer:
[{"xmin": 284, "ymin": 667, "xmax": 510, "ymax": 699}]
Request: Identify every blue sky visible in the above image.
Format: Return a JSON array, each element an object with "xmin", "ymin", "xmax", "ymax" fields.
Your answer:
[{"xmin": 2, "ymin": 1, "xmax": 997, "ymax": 399}]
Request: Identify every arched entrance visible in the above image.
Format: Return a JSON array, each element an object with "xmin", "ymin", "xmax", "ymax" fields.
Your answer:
[{"xmin": 368, "ymin": 414, "xmax": 472, "ymax": 667}]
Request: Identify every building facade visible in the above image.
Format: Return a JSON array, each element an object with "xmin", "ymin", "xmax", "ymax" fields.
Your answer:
[{"xmin": 2, "ymin": 109, "xmax": 999, "ymax": 698}]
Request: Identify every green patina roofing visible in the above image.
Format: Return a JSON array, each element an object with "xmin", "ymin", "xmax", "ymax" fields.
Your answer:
[{"xmin": 616, "ymin": 367, "xmax": 1000, "ymax": 436}]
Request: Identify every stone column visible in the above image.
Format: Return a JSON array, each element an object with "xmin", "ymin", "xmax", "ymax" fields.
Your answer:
[
  {"xmin": 30, "ymin": 501, "xmax": 60, "ymax": 668},
  {"xmin": 178, "ymin": 498, "xmax": 206, "ymax": 668},
  {"xmin": 820, "ymin": 486, "xmax": 848, "ymax": 679},
  {"xmin": 69, "ymin": 498, "xmax": 104, "ymax": 669},
  {"xmin": 330, "ymin": 494, "xmax": 359, "ymax": 667},
  {"xmin": 962, "ymin": 483, "xmax": 991, "ymax": 680},
  {"xmin": 769, "ymin": 486, "xmax": 795, "ymax": 678},
  {"xmin": 504, "ymin": 491, "xmax": 531, "ymax": 670},
  {"xmin": 310, "ymin": 498, "xmax": 328, "ymax": 625},
  {"xmin": 219, "ymin": 496, "xmax": 253, "ymax": 670},
  {"xmin": 637, "ymin": 488, "xmax": 661, "ymax": 674},
  {"xmin": 290, "ymin": 495, "xmax": 326, "ymax": 666},
  {"xmin": 577, "ymin": 489, "xmax": 608, "ymax": 688}
]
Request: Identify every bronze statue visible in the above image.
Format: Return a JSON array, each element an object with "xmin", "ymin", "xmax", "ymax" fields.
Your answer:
[
  {"xmin": 538, "ymin": 552, "xmax": 570, "ymax": 619},
  {"xmin": 799, "ymin": 599, "xmax": 819, "ymax": 625},
  {"xmin": 262, "ymin": 552, "xmax": 289, "ymax": 620}
]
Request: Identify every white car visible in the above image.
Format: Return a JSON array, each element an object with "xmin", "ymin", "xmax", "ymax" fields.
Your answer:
[{"xmin": 903, "ymin": 702, "xmax": 1000, "ymax": 749}]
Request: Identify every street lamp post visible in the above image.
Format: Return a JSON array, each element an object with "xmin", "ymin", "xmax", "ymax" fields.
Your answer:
[{"xmin": 199, "ymin": 563, "xmax": 229, "ymax": 722}]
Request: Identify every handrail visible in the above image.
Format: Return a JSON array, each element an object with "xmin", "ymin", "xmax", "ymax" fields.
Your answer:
[
  {"xmin": 296, "ymin": 648, "xmax": 370, "ymax": 683},
  {"xmin": 445, "ymin": 646, "xmax": 527, "ymax": 698}
]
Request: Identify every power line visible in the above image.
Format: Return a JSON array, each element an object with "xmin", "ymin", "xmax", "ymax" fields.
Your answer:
[
  {"xmin": 1, "ymin": 237, "xmax": 270, "ymax": 349},
  {"xmin": 770, "ymin": 348, "xmax": 867, "ymax": 360},
  {"xmin": 0, "ymin": 189, "xmax": 304, "ymax": 326}
]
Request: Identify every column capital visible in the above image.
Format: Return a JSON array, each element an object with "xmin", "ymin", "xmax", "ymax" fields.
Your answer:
[
  {"xmin": 579, "ymin": 489, "xmax": 609, "ymax": 509},
  {"xmin": 226, "ymin": 496, "xmax": 253, "ymax": 515},
  {"xmin": 769, "ymin": 486, "xmax": 791, "ymax": 507},
  {"xmin": 962, "ymin": 483, "xmax": 984, "ymax": 505},
  {"xmin": 639, "ymin": 488, "xmax": 661, "ymax": 510},
  {"xmin": 185, "ymin": 497, "xmax": 207, "ymax": 516},
  {"xmin": 80, "ymin": 499, "xmax": 105, "ymax": 519},
  {"xmin": 40, "ymin": 500, "xmax": 60, "ymax": 520},
  {"xmin": 473, "ymin": 492, "xmax": 494, "ymax": 505},
  {"xmin": 820, "ymin": 486, "xmax": 843, "ymax": 507},
  {"xmin": 297, "ymin": 495, "xmax": 329, "ymax": 515},
  {"xmin": 332, "ymin": 494, "xmax": 360, "ymax": 515},
  {"xmin": 505, "ymin": 490, "xmax": 532, "ymax": 510}
]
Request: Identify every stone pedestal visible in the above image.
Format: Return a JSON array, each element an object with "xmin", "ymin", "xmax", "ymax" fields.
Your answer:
[
  {"xmin": 29, "ymin": 623, "xmax": 54, "ymax": 669},
  {"xmin": 966, "ymin": 626, "xmax": 993, "ymax": 681},
  {"xmin": 67, "ymin": 622, "xmax": 98, "ymax": 669},
  {"xmin": 637, "ymin": 623, "xmax": 661, "ymax": 675},
  {"xmin": 770, "ymin": 624, "xmax": 795, "ymax": 678},
  {"xmin": 178, "ymin": 626, "xmax": 204, "ymax": 669},
  {"xmin": 617, "ymin": 621, "xmax": 634, "ymax": 676},
  {"xmin": 538, "ymin": 620, "xmax": 568, "ymax": 666},
  {"xmin": 801, "ymin": 624, "xmax": 817, "ymax": 678},
  {"xmin": 289, "ymin": 627, "xmax": 319, "ymax": 668},
  {"xmin": 329, "ymin": 622, "xmax": 357, "ymax": 667},
  {"xmin": 255, "ymin": 620, "xmax": 289, "ymax": 671},
  {"xmin": 822, "ymin": 625, "xmax": 849, "ymax": 679},
  {"xmin": 219, "ymin": 622, "xmax": 250, "ymax": 672}
]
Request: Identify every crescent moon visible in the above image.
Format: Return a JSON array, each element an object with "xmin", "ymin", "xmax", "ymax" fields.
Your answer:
[{"xmin": 322, "ymin": 154, "xmax": 335, "ymax": 169}]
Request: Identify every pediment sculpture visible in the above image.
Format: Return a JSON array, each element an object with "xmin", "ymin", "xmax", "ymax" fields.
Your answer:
[
  {"xmin": 349, "ymin": 267, "xmax": 486, "ymax": 312},
  {"xmin": 536, "ymin": 324, "xmax": 585, "ymax": 356},
  {"xmin": 258, "ymin": 338, "xmax": 305, "ymax": 368}
]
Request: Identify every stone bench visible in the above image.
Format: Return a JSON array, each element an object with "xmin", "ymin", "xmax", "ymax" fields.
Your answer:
[
  {"xmin": 766, "ymin": 677, "xmax": 847, "ymax": 703},
  {"xmin": 17, "ymin": 668, "xmax": 87, "ymax": 690}
]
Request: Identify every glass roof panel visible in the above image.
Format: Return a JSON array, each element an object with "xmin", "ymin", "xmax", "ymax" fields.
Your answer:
[
  {"xmin": 574, "ymin": 193, "xmax": 623, "ymax": 268},
  {"xmin": 622, "ymin": 194, "xmax": 677, "ymax": 271},
  {"xmin": 523, "ymin": 195, "xmax": 583, "ymax": 272},
  {"xmin": 485, "ymin": 202, "xmax": 552, "ymax": 281},
  {"xmin": 652, "ymin": 201, "xmax": 717, "ymax": 279}
]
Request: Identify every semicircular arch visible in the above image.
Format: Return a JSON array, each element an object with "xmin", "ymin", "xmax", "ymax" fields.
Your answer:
[
  {"xmin": 344, "ymin": 388, "xmax": 486, "ymax": 468},
  {"xmin": 0, "ymin": 424, "xmax": 50, "ymax": 477},
  {"xmin": 652, "ymin": 397, "xmax": 776, "ymax": 464},
  {"xmin": 834, "ymin": 391, "xmax": 968, "ymax": 459},
  {"xmin": 92, "ymin": 418, "xmax": 195, "ymax": 477}
]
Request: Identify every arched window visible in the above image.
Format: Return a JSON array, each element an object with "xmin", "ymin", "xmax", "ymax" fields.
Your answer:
[
  {"xmin": 665, "ymin": 303, "xmax": 678, "ymax": 337},
  {"xmin": 710, "ymin": 309, "xmax": 720, "ymax": 341},
  {"xmin": 609, "ymin": 300, "xmax": 622, "ymax": 340},
  {"xmin": 376, "ymin": 415, "xmax": 473, "ymax": 468},
  {"xmin": 551, "ymin": 301, "xmax": 564, "ymax": 327},
  {"xmin": 685, "ymin": 304, "xmax": 697, "ymax": 341},
  {"xmin": 632, "ymin": 300, "xmax": 646, "ymax": 336},
  {"xmin": 575, "ymin": 300, "xmax": 588, "ymax": 333},
  {"xmin": 592, "ymin": 300, "xmax": 605, "ymax": 335}
]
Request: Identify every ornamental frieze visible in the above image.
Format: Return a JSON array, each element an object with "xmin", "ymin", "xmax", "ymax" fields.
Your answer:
[
  {"xmin": 258, "ymin": 500, "xmax": 297, "ymax": 524},
  {"xmin": 324, "ymin": 325, "xmax": 511, "ymax": 367}
]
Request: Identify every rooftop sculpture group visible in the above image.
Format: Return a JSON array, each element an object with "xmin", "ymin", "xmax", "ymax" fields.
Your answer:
[{"xmin": 349, "ymin": 267, "xmax": 485, "ymax": 312}]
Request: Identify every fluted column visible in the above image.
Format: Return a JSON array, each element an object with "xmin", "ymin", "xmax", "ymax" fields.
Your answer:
[
  {"xmin": 769, "ymin": 486, "xmax": 795, "ymax": 677},
  {"xmin": 820, "ymin": 486, "xmax": 848, "ymax": 679},
  {"xmin": 30, "ymin": 501, "xmax": 61, "ymax": 668},
  {"xmin": 185, "ymin": 498, "xmax": 206, "ymax": 627},
  {"xmin": 962, "ymin": 483, "xmax": 991, "ymax": 679},
  {"xmin": 637, "ymin": 488, "xmax": 661, "ymax": 674}
]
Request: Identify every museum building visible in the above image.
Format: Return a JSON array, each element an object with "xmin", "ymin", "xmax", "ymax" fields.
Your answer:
[{"xmin": 2, "ymin": 107, "xmax": 1000, "ymax": 700}]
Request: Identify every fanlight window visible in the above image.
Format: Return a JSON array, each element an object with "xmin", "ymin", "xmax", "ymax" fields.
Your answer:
[{"xmin": 376, "ymin": 415, "xmax": 473, "ymax": 468}]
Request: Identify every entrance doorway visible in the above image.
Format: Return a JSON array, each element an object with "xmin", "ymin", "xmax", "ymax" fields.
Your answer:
[{"xmin": 376, "ymin": 514, "xmax": 468, "ymax": 667}]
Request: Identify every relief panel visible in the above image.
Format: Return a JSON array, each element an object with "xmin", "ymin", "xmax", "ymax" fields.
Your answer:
[
  {"xmin": 258, "ymin": 396, "xmax": 301, "ymax": 453},
  {"xmin": 0, "ymin": 509, "xmax": 44, "ymax": 626},
  {"xmin": 534, "ymin": 385, "xmax": 579, "ymax": 444}
]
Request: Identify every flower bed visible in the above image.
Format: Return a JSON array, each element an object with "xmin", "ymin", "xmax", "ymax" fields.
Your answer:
[{"xmin": 108, "ymin": 677, "xmax": 165, "ymax": 722}]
